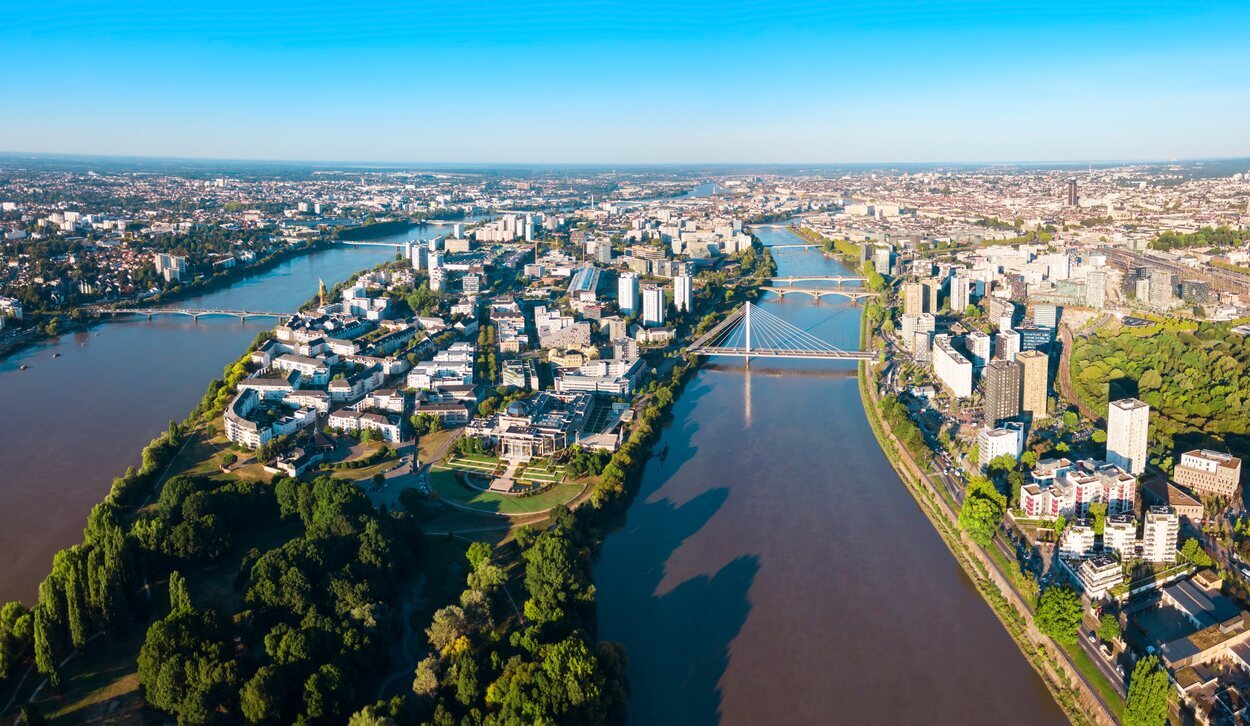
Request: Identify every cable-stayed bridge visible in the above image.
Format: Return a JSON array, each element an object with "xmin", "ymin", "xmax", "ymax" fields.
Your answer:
[{"xmin": 687, "ymin": 302, "xmax": 876, "ymax": 361}]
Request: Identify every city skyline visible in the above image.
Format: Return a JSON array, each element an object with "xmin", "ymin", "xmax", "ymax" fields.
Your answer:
[{"xmin": 5, "ymin": 0, "xmax": 1250, "ymax": 163}]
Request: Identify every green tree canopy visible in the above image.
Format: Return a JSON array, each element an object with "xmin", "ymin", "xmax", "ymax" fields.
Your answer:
[
  {"xmin": 1035, "ymin": 586, "xmax": 1082, "ymax": 645},
  {"xmin": 1123, "ymin": 655, "xmax": 1169, "ymax": 726}
]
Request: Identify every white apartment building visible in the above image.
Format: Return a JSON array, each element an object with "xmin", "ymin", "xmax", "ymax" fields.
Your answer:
[
  {"xmin": 641, "ymin": 285, "xmax": 666, "ymax": 327},
  {"xmin": 1019, "ymin": 458, "xmax": 1137, "ymax": 520},
  {"xmin": 1060, "ymin": 521, "xmax": 1097, "ymax": 559},
  {"xmin": 978, "ymin": 423, "xmax": 1024, "ymax": 465},
  {"xmin": 932, "ymin": 334, "xmax": 973, "ymax": 398},
  {"xmin": 949, "ymin": 273, "xmax": 970, "ymax": 313},
  {"xmin": 1103, "ymin": 514, "xmax": 1137, "ymax": 558},
  {"xmin": 1141, "ymin": 506, "xmax": 1179, "ymax": 563},
  {"xmin": 1074, "ymin": 555, "xmax": 1124, "ymax": 599},
  {"xmin": 618, "ymin": 272, "xmax": 639, "ymax": 316},
  {"xmin": 966, "ymin": 330, "xmax": 992, "ymax": 370},
  {"xmin": 407, "ymin": 342, "xmax": 475, "ymax": 389},
  {"xmin": 1107, "ymin": 398, "xmax": 1150, "ymax": 475},
  {"xmin": 674, "ymin": 273, "xmax": 693, "ymax": 313}
]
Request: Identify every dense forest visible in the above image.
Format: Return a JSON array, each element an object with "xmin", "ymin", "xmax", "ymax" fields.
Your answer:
[{"xmin": 1069, "ymin": 320, "xmax": 1250, "ymax": 469}]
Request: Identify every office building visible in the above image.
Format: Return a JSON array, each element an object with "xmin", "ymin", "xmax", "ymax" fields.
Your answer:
[
  {"xmin": 1142, "ymin": 506, "xmax": 1179, "ymax": 563},
  {"xmin": 674, "ymin": 273, "xmax": 693, "ymax": 313},
  {"xmin": 618, "ymin": 272, "xmax": 639, "ymax": 316},
  {"xmin": 1033, "ymin": 304, "xmax": 1058, "ymax": 329},
  {"xmin": 1174, "ymin": 450, "xmax": 1242, "ymax": 497},
  {"xmin": 641, "ymin": 285, "xmax": 665, "ymax": 327},
  {"xmin": 982, "ymin": 359, "xmax": 1022, "ymax": 425},
  {"xmin": 1180, "ymin": 280, "xmax": 1210, "ymax": 304},
  {"xmin": 1015, "ymin": 325, "xmax": 1053, "ymax": 353},
  {"xmin": 1066, "ymin": 178, "xmax": 1078, "ymax": 206},
  {"xmin": 1107, "ymin": 398, "xmax": 1150, "ymax": 475},
  {"xmin": 933, "ymin": 335, "xmax": 973, "ymax": 398},
  {"xmin": 1017, "ymin": 349, "xmax": 1049, "ymax": 420}
]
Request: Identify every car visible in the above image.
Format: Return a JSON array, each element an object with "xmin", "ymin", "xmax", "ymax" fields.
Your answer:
[
  {"xmin": 1100, "ymin": 644, "xmax": 1113, "ymax": 659},
  {"xmin": 1116, "ymin": 664, "xmax": 1125, "ymax": 677},
  {"xmin": 1087, "ymin": 632, "xmax": 1097, "ymax": 644}
]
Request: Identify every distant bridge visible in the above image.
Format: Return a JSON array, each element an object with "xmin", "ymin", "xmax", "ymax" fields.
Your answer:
[
  {"xmin": 99, "ymin": 308, "xmax": 289, "ymax": 322},
  {"xmin": 687, "ymin": 302, "xmax": 876, "ymax": 361},
  {"xmin": 331, "ymin": 240, "xmax": 408, "ymax": 248},
  {"xmin": 770, "ymin": 276, "xmax": 867, "ymax": 285},
  {"xmin": 759, "ymin": 287, "xmax": 877, "ymax": 301},
  {"xmin": 767, "ymin": 244, "xmax": 822, "ymax": 251}
]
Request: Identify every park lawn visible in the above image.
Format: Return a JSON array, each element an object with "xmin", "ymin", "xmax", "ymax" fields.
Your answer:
[
  {"xmin": 456, "ymin": 453, "xmax": 500, "ymax": 465},
  {"xmin": 330, "ymin": 457, "xmax": 398, "ymax": 482},
  {"xmin": 516, "ymin": 467, "xmax": 564, "ymax": 484},
  {"xmin": 440, "ymin": 457, "xmax": 501, "ymax": 476},
  {"xmin": 416, "ymin": 429, "xmax": 456, "ymax": 462},
  {"xmin": 428, "ymin": 469, "xmax": 582, "ymax": 515},
  {"xmin": 1061, "ymin": 642, "xmax": 1124, "ymax": 716}
]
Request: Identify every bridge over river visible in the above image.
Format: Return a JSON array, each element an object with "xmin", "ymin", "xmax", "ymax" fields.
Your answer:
[{"xmin": 97, "ymin": 308, "xmax": 289, "ymax": 321}]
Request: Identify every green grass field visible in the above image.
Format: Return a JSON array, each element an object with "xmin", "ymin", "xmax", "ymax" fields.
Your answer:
[{"xmin": 427, "ymin": 469, "xmax": 581, "ymax": 515}]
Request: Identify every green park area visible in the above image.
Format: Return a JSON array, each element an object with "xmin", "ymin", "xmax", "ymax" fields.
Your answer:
[{"xmin": 426, "ymin": 467, "xmax": 582, "ymax": 516}]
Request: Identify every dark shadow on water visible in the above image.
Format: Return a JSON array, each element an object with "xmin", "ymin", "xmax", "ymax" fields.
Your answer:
[{"xmin": 598, "ymin": 484, "xmax": 758, "ymax": 726}]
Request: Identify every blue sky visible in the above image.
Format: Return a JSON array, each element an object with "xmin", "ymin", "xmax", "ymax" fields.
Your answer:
[{"xmin": 3, "ymin": 0, "xmax": 1249, "ymax": 163}]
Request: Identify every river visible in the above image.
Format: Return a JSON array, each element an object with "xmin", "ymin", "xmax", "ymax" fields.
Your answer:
[
  {"xmin": 593, "ymin": 226, "xmax": 1065, "ymax": 724},
  {"xmin": 0, "ymin": 226, "xmax": 443, "ymax": 604}
]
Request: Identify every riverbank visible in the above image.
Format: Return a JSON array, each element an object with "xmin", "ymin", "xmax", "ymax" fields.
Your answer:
[
  {"xmin": 0, "ymin": 238, "xmax": 335, "ymax": 362},
  {"xmin": 855, "ymin": 323, "xmax": 1115, "ymax": 724}
]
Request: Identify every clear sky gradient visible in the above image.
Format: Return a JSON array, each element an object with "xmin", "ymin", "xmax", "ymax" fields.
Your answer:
[{"xmin": 4, "ymin": 0, "xmax": 1249, "ymax": 164}]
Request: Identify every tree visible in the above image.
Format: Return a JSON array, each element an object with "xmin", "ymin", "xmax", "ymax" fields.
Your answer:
[
  {"xmin": 1034, "ymin": 586, "xmax": 1082, "ymax": 645},
  {"xmin": 1123, "ymin": 655, "xmax": 1169, "ymax": 726},
  {"xmin": 466, "ymin": 542, "xmax": 493, "ymax": 571},
  {"xmin": 0, "ymin": 602, "xmax": 34, "ymax": 681},
  {"xmin": 1181, "ymin": 538, "xmax": 1214, "ymax": 567},
  {"xmin": 1096, "ymin": 613, "xmax": 1121, "ymax": 643},
  {"xmin": 32, "ymin": 606, "xmax": 60, "ymax": 688},
  {"xmin": 240, "ymin": 665, "xmax": 293, "ymax": 724},
  {"xmin": 523, "ymin": 529, "xmax": 593, "ymax": 626},
  {"xmin": 138, "ymin": 608, "xmax": 241, "ymax": 722},
  {"xmin": 958, "ymin": 477, "xmax": 1006, "ymax": 547},
  {"xmin": 168, "ymin": 570, "xmax": 193, "ymax": 613},
  {"xmin": 1087, "ymin": 502, "xmax": 1107, "ymax": 535}
]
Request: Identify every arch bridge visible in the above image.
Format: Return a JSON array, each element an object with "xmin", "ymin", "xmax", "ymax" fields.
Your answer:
[
  {"xmin": 98, "ymin": 308, "xmax": 289, "ymax": 322},
  {"xmin": 759, "ymin": 287, "xmax": 877, "ymax": 302}
]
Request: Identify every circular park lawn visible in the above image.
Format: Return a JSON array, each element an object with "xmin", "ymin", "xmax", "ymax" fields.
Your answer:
[{"xmin": 427, "ymin": 467, "xmax": 583, "ymax": 516}]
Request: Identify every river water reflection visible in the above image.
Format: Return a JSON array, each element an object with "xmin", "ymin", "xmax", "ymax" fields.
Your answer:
[{"xmin": 593, "ymin": 226, "xmax": 1065, "ymax": 724}]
